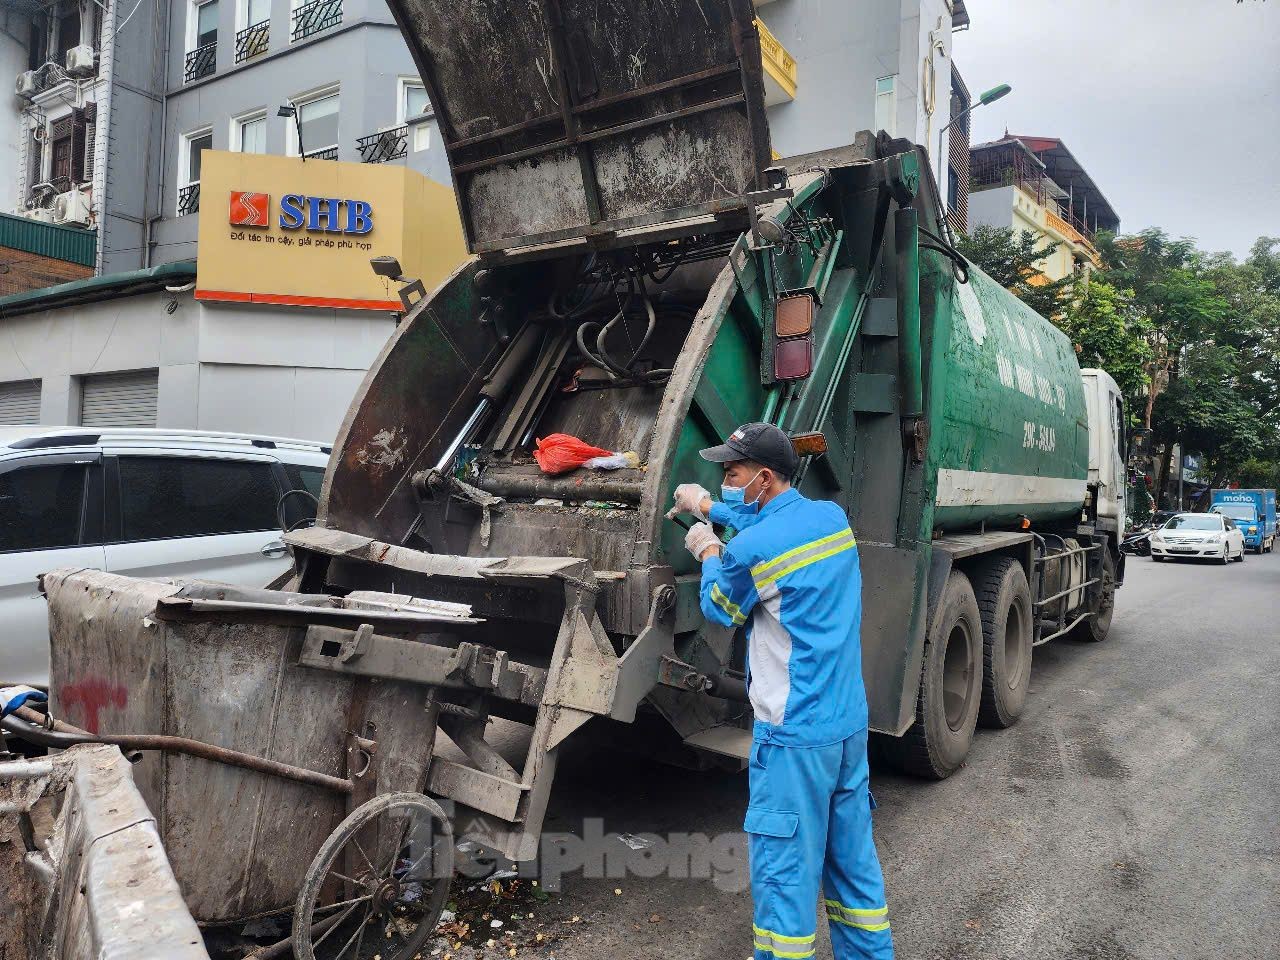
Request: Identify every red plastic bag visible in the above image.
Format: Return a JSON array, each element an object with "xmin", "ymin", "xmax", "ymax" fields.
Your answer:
[{"xmin": 534, "ymin": 433, "xmax": 615, "ymax": 475}]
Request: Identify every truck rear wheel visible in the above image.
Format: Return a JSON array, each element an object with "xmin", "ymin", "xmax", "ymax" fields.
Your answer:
[
  {"xmin": 1073, "ymin": 547, "xmax": 1116, "ymax": 642},
  {"xmin": 974, "ymin": 558, "xmax": 1033, "ymax": 729},
  {"xmin": 893, "ymin": 571, "xmax": 982, "ymax": 779}
]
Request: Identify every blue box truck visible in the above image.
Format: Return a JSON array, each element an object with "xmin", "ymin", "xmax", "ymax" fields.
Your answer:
[{"xmin": 1210, "ymin": 489, "xmax": 1277, "ymax": 553}]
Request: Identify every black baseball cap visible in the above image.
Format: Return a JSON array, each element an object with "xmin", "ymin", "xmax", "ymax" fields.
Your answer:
[{"xmin": 699, "ymin": 422, "xmax": 799, "ymax": 478}]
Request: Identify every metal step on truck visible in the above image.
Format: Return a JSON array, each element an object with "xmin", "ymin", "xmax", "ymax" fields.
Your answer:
[{"xmin": 12, "ymin": 1, "xmax": 1129, "ymax": 955}]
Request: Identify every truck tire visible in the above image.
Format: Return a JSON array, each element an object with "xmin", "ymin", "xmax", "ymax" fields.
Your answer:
[
  {"xmin": 892, "ymin": 571, "xmax": 982, "ymax": 779},
  {"xmin": 1073, "ymin": 547, "xmax": 1116, "ymax": 642},
  {"xmin": 974, "ymin": 558, "xmax": 1033, "ymax": 729}
]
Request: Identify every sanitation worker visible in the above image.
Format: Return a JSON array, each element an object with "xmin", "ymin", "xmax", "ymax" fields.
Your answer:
[{"xmin": 670, "ymin": 422, "xmax": 893, "ymax": 960}]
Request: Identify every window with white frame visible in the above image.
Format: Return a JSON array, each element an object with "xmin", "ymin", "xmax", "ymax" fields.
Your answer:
[
  {"xmin": 874, "ymin": 75, "xmax": 897, "ymax": 137},
  {"xmin": 178, "ymin": 128, "xmax": 212, "ymax": 215},
  {"xmin": 237, "ymin": 0, "xmax": 270, "ymax": 29},
  {"xmin": 184, "ymin": 0, "xmax": 219, "ymax": 81},
  {"xmin": 399, "ymin": 79, "xmax": 431, "ymax": 124},
  {"xmin": 235, "ymin": 111, "xmax": 267, "ymax": 153},
  {"xmin": 400, "ymin": 79, "xmax": 432, "ymax": 152},
  {"xmin": 289, "ymin": 88, "xmax": 339, "ymax": 159},
  {"xmin": 191, "ymin": 0, "xmax": 218, "ymax": 49}
]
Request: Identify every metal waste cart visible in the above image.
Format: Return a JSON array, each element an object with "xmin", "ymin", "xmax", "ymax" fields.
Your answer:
[{"xmin": 39, "ymin": 561, "xmax": 634, "ymax": 959}]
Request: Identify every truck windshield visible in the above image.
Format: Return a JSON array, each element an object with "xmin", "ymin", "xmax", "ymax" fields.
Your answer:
[
  {"xmin": 1164, "ymin": 515, "xmax": 1223, "ymax": 531},
  {"xmin": 1213, "ymin": 505, "xmax": 1257, "ymax": 521}
]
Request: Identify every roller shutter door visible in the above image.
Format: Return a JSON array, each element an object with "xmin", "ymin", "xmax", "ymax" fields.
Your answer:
[
  {"xmin": 0, "ymin": 380, "xmax": 41, "ymax": 425},
  {"xmin": 80, "ymin": 370, "xmax": 159, "ymax": 427}
]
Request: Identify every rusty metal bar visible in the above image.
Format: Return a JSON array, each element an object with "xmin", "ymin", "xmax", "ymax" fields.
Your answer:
[
  {"xmin": 1, "ymin": 715, "xmax": 352, "ymax": 795},
  {"xmin": 570, "ymin": 61, "xmax": 740, "ymax": 115},
  {"xmin": 1035, "ymin": 542, "xmax": 1100, "ymax": 564},
  {"xmin": 1033, "ymin": 576, "xmax": 1101, "ymax": 609},
  {"xmin": 1035, "ymin": 611, "xmax": 1093, "ymax": 646},
  {"xmin": 449, "ymin": 111, "xmax": 562, "ymax": 151},
  {"xmin": 473, "ymin": 471, "xmax": 644, "ymax": 503},
  {"xmin": 471, "ymin": 184, "xmax": 792, "ymax": 256},
  {"xmin": 449, "ymin": 136, "xmax": 573, "ymax": 175},
  {"xmin": 450, "ymin": 94, "xmax": 746, "ymax": 175},
  {"xmin": 575, "ymin": 94, "xmax": 746, "ymax": 146},
  {"xmin": 541, "ymin": 0, "xmax": 605, "ymax": 223}
]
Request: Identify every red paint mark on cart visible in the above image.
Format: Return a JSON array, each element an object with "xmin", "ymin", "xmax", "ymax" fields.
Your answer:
[{"xmin": 61, "ymin": 679, "xmax": 127, "ymax": 733}]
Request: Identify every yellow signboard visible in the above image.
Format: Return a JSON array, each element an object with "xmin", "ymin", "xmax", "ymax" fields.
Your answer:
[{"xmin": 195, "ymin": 151, "xmax": 467, "ymax": 311}]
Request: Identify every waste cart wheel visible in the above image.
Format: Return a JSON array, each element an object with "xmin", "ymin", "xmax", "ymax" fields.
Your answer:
[
  {"xmin": 292, "ymin": 792, "xmax": 453, "ymax": 960},
  {"xmin": 889, "ymin": 571, "xmax": 982, "ymax": 779},
  {"xmin": 974, "ymin": 558, "xmax": 1033, "ymax": 729}
]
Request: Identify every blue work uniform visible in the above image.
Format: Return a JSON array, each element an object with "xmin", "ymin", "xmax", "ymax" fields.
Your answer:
[{"xmin": 701, "ymin": 488, "xmax": 893, "ymax": 960}]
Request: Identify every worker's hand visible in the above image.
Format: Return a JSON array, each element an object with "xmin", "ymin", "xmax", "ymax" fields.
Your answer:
[
  {"xmin": 684, "ymin": 522, "xmax": 723, "ymax": 562},
  {"xmin": 667, "ymin": 483, "xmax": 712, "ymax": 521}
]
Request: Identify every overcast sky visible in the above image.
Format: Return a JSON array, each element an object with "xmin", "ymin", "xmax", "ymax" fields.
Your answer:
[{"xmin": 953, "ymin": 0, "xmax": 1280, "ymax": 260}]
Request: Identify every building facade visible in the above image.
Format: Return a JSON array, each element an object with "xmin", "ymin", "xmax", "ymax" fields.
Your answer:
[
  {"xmin": 0, "ymin": 0, "xmax": 456, "ymax": 440},
  {"xmin": 944, "ymin": 65, "xmax": 972, "ymax": 236},
  {"xmin": 754, "ymin": 0, "xmax": 969, "ymax": 173},
  {"xmin": 0, "ymin": 0, "xmax": 975, "ymax": 439},
  {"xmin": 968, "ymin": 135, "xmax": 1121, "ymax": 281},
  {"xmin": 148, "ymin": 0, "xmax": 437, "ymax": 272},
  {"xmin": 0, "ymin": 262, "xmax": 392, "ymax": 437}
]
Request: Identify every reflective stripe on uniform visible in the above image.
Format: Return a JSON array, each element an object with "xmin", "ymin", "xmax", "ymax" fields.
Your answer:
[
  {"xmin": 752, "ymin": 529, "xmax": 857, "ymax": 591},
  {"xmin": 824, "ymin": 899, "xmax": 890, "ymax": 932},
  {"xmin": 710, "ymin": 582, "xmax": 747, "ymax": 625},
  {"xmin": 752, "ymin": 925, "xmax": 817, "ymax": 958}
]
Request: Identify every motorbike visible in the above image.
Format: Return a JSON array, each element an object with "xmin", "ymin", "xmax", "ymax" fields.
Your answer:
[{"xmin": 1121, "ymin": 525, "xmax": 1153, "ymax": 556}]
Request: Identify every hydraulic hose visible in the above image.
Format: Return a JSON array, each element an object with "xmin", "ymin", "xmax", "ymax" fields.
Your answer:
[{"xmin": 0, "ymin": 714, "xmax": 352, "ymax": 795}]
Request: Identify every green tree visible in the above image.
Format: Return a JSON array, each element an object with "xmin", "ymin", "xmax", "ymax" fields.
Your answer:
[
  {"xmin": 1055, "ymin": 279, "xmax": 1153, "ymax": 402},
  {"xmin": 1205, "ymin": 238, "xmax": 1280, "ymax": 423},
  {"xmin": 1234, "ymin": 457, "xmax": 1280, "ymax": 490},
  {"xmin": 956, "ymin": 225, "xmax": 1074, "ymax": 320},
  {"xmin": 1153, "ymin": 344, "xmax": 1264, "ymax": 491},
  {"xmin": 1096, "ymin": 229, "xmax": 1230, "ymax": 502},
  {"xmin": 1095, "ymin": 228, "xmax": 1228, "ymax": 430}
]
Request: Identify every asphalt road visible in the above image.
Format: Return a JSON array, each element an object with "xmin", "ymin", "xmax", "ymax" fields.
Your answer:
[{"xmin": 506, "ymin": 551, "xmax": 1280, "ymax": 960}]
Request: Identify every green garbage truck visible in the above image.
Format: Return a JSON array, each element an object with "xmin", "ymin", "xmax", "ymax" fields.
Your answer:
[
  {"xmin": 44, "ymin": 0, "xmax": 1129, "ymax": 893},
  {"xmin": 296, "ymin": 0, "xmax": 1127, "ymax": 826}
]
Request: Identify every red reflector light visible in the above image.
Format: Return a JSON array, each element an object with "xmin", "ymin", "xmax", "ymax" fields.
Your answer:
[{"xmin": 775, "ymin": 337, "xmax": 813, "ymax": 380}]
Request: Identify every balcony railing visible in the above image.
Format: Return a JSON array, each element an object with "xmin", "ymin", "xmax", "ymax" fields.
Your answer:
[
  {"xmin": 178, "ymin": 182, "xmax": 201, "ymax": 215},
  {"xmin": 356, "ymin": 127, "xmax": 407, "ymax": 163},
  {"xmin": 291, "ymin": 0, "xmax": 343, "ymax": 42},
  {"xmin": 1044, "ymin": 205, "xmax": 1101, "ymax": 264},
  {"xmin": 756, "ymin": 17, "xmax": 796, "ymax": 104},
  {"xmin": 235, "ymin": 20, "xmax": 269, "ymax": 63},
  {"xmin": 184, "ymin": 42, "xmax": 216, "ymax": 83},
  {"xmin": 304, "ymin": 146, "xmax": 338, "ymax": 161}
]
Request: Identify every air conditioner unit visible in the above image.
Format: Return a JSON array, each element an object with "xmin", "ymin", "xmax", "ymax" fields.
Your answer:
[
  {"xmin": 52, "ymin": 190, "xmax": 91, "ymax": 226},
  {"xmin": 27, "ymin": 207, "xmax": 57, "ymax": 223},
  {"xmin": 65, "ymin": 44, "xmax": 95, "ymax": 77},
  {"xmin": 16, "ymin": 70, "xmax": 37, "ymax": 99}
]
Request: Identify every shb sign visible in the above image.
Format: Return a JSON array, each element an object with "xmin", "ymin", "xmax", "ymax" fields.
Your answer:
[
  {"xmin": 229, "ymin": 190, "xmax": 373, "ymax": 235},
  {"xmin": 229, "ymin": 191, "xmax": 270, "ymax": 227}
]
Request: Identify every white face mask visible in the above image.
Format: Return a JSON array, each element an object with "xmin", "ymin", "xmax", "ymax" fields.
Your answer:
[{"xmin": 721, "ymin": 470, "xmax": 764, "ymax": 509}]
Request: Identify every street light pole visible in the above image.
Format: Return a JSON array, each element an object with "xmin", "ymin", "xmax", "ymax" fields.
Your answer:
[
  {"xmin": 278, "ymin": 102, "xmax": 305, "ymax": 161},
  {"xmin": 935, "ymin": 82, "xmax": 1012, "ymax": 186}
]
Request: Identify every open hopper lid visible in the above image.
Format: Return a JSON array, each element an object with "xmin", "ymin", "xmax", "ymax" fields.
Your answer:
[{"xmin": 388, "ymin": 0, "xmax": 774, "ymax": 255}]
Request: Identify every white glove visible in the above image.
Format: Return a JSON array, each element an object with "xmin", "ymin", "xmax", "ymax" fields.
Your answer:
[
  {"xmin": 667, "ymin": 483, "xmax": 711, "ymax": 521},
  {"xmin": 684, "ymin": 522, "xmax": 723, "ymax": 562}
]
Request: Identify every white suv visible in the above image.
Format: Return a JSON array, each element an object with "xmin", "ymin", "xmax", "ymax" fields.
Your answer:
[{"xmin": 0, "ymin": 427, "xmax": 329, "ymax": 685}]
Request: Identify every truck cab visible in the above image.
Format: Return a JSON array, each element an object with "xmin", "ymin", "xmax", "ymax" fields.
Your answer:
[
  {"xmin": 1080, "ymin": 368, "xmax": 1127, "ymax": 535},
  {"xmin": 1209, "ymin": 489, "xmax": 1277, "ymax": 553}
]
